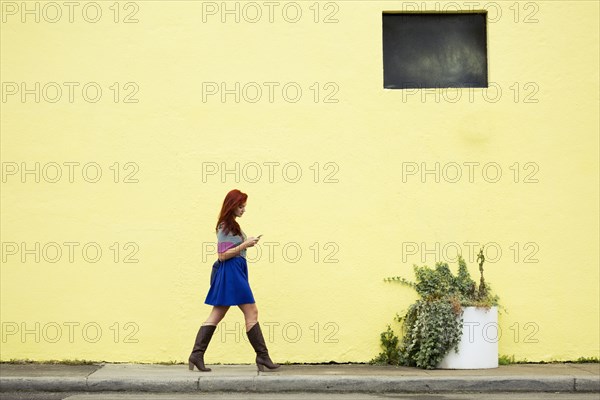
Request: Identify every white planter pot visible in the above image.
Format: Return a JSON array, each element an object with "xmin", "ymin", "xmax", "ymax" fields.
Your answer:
[{"xmin": 437, "ymin": 306, "xmax": 499, "ymax": 369}]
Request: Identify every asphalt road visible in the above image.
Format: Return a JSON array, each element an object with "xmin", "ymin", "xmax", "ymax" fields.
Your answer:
[{"xmin": 1, "ymin": 393, "xmax": 599, "ymax": 400}]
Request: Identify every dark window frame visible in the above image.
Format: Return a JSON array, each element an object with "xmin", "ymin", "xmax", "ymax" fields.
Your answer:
[{"xmin": 383, "ymin": 12, "xmax": 489, "ymax": 89}]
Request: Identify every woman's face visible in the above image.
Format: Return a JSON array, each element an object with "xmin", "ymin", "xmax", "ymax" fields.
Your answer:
[{"xmin": 234, "ymin": 203, "xmax": 246, "ymax": 218}]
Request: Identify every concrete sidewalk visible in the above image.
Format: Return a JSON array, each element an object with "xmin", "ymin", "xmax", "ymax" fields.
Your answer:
[{"xmin": 1, "ymin": 363, "xmax": 598, "ymax": 393}]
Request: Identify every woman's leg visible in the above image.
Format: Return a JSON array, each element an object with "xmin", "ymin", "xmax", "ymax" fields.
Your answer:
[
  {"xmin": 238, "ymin": 303, "xmax": 258, "ymax": 331},
  {"xmin": 239, "ymin": 303, "xmax": 280, "ymax": 371},
  {"xmin": 204, "ymin": 305, "xmax": 230, "ymax": 326},
  {"xmin": 189, "ymin": 306, "xmax": 231, "ymax": 372},
  {"xmin": 197, "ymin": 305, "xmax": 230, "ymax": 353}
]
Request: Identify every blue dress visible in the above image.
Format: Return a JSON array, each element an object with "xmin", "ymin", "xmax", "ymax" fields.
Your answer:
[{"xmin": 204, "ymin": 225, "xmax": 255, "ymax": 306}]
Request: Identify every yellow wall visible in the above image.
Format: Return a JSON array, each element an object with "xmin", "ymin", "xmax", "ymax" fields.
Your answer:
[{"xmin": 1, "ymin": 1, "xmax": 598, "ymax": 363}]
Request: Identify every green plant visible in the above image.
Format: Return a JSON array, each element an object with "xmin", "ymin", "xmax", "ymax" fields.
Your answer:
[
  {"xmin": 498, "ymin": 354, "xmax": 516, "ymax": 365},
  {"xmin": 396, "ymin": 297, "xmax": 463, "ymax": 368},
  {"xmin": 497, "ymin": 356, "xmax": 600, "ymax": 364},
  {"xmin": 0, "ymin": 359, "xmax": 98, "ymax": 365},
  {"xmin": 573, "ymin": 357, "xmax": 600, "ymax": 363},
  {"xmin": 378, "ymin": 248, "xmax": 499, "ymax": 369},
  {"xmin": 370, "ymin": 325, "xmax": 400, "ymax": 365}
]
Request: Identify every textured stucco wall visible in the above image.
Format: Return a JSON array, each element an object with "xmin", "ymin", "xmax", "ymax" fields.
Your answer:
[{"xmin": 1, "ymin": 1, "xmax": 598, "ymax": 363}]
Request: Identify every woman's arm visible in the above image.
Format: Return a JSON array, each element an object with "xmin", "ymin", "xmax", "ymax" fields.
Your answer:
[{"xmin": 218, "ymin": 237, "xmax": 259, "ymax": 261}]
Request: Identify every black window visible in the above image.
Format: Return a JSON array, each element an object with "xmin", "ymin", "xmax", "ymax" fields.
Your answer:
[{"xmin": 383, "ymin": 13, "xmax": 488, "ymax": 89}]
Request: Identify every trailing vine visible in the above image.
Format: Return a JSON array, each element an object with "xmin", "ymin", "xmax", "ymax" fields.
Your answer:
[{"xmin": 372, "ymin": 249, "xmax": 499, "ymax": 369}]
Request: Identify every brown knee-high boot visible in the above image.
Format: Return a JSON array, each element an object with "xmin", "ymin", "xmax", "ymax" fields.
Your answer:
[
  {"xmin": 246, "ymin": 322, "xmax": 280, "ymax": 372},
  {"xmin": 188, "ymin": 324, "xmax": 216, "ymax": 372}
]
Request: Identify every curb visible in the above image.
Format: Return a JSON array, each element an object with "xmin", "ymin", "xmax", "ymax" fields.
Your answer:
[
  {"xmin": 2, "ymin": 375, "xmax": 599, "ymax": 393},
  {"xmin": 576, "ymin": 377, "xmax": 600, "ymax": 392},
  {"xmin": 0, "ymin": 377, "xmax": 87, "ymax": 392}
]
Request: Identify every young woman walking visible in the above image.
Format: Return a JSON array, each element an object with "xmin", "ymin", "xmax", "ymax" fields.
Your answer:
[{"xmin": 188, "ymin": 189, "xmax": 280, "ymax": 372}]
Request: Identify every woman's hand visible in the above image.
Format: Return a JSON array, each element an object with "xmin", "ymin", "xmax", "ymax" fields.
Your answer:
[
  {"xmin": 244, "ymin": 236, "xmax": 260, "ymax": 248},
  {"xmin": 219, "ymin": 236, "xmax": 260, "ymax": 261}
]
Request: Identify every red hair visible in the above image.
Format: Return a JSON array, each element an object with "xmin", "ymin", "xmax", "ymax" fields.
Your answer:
[{"xmin": 216, "ymin": 189, "xmax": 248, "ymax": 236}]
